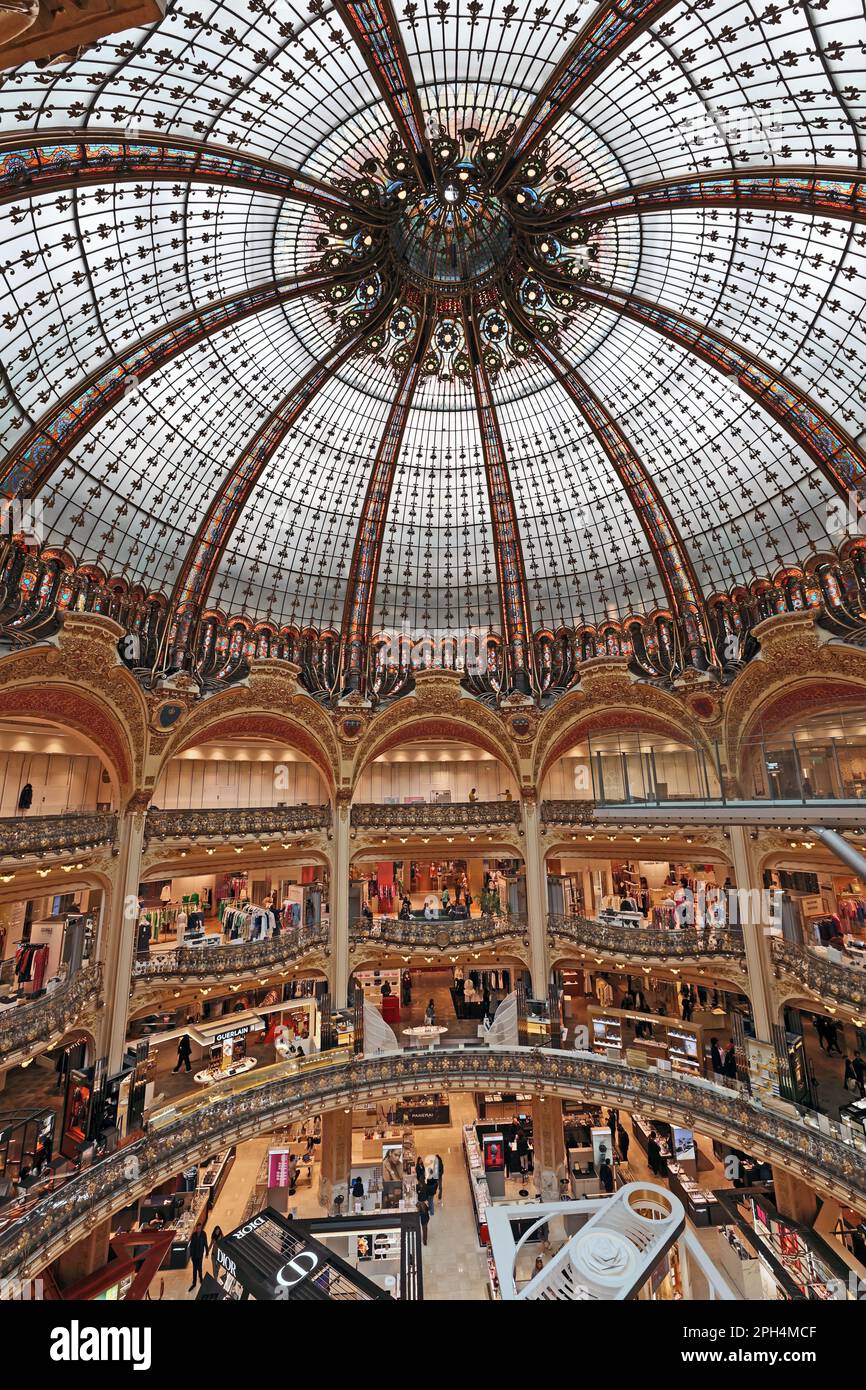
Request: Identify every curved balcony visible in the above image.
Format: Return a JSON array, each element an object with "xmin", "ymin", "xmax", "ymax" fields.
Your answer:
[
  {"xmin": 131, "ymin": 926, "xmax": 330, "ymax": 988},
  {"xmin": 771, "ymin": 939, "xmax": 866, "ymax": 1018},
  {"xmin": 144, "ymin": 804, "xmax": 332, "ymax": 842},
  {"xmin": 0, "ymin": 962, "xmax": 103, "ymax": 1068},
  {"xmin": 548, "ymin": 914, "xmax": 747, "ymax": 967},
  {"xmin": 0, "ymin": 812, "xmax": 117, "ymax": 860},
  {"xmin": 350, "ymin": 801, "xmax": 522, "ymax": 832},
  {"xmin": 350, "ymin": 913, "xmax": 526, "ymax": 955},
  {"xmin": 3, "ymin": 1044, "xmax": 866, "ymax": 1281}
]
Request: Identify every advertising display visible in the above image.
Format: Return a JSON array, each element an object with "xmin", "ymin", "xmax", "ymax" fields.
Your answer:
[
  {"xmin": 482, "ymin": 1133, "xmax": 505, "ymax": 1172},
  {"xmin": 267, "ymin": 1148, "xmax": 292, "ymax": 1189}
]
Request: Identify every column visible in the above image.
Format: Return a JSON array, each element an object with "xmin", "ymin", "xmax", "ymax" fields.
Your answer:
[
  {"xmin": 532, "ymin": 1095, "xmax": 566, "ymax": 1203},
  {"xmin": 53, "ymin": 1217, "xmax": 112, "ymax": 1289},
  {"xmin": 728, "ymin": 825, "xmax": 774, "ymax": 1041},
  {"xmin": 521, "ymin": 795, "xmax": 549, "ymax": 997},
  {"xmin": 101, "ymin": 806, "xmax": 147, "ymax": 1073},
  {"xmin": 318, "ymin": 1106, "xmax": 353, "ymax": 1211},
  {"xmin": 772, "ymin": 1166, "xmax": 818, "ymax": 1226},
  {"xmin": 332, "ymin": 794, "xmax": 350, "ymax": 1008}
]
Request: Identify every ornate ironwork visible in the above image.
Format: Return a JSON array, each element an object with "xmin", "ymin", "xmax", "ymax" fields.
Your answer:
[
  {"xmin": 0, "ymin": 812, "xmax": 117, "ymax": 858},
  {"xmin": 548, "ymin": 914, "xmax": 746, "ymax": 963},
  {"xmin": 3, "ymin": 1044, "xmax": 866, "ymax": 1281},
  {"xmin": 144, "ymin": 806, "xmax": 332, "ymax": 840},
  {"xmin": 132, "ymin": 927, "xmax": 329, "ymax": 984},
  {"xmin": 540, "ymin": 800, "xmax": 596, "ymax": 827},
  {"xmin": 772, "ymin": 939, "xmax": 866, "ymax": 1016},
  {"xmin": 350, "ymin": 914, "xmax": 525, "ymax": 952},
  {"xmin": 350, "ymin": 800, "xmax": 522, "ymax": 830},
  {"xmin": 0, "ymin": 962, "xmax": 103, "ymax": 1062}
]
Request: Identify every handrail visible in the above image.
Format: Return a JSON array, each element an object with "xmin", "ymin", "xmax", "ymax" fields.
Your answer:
[
  {"xmin": 771, "ymin": 938, "xmax": 866, "ymax": 1015},
  {"xmin": 131, "ymin": 926, "xmax": 329, "ymax": 983},
  {"xmin": 0, "ymin": 961, "xmax": 103, "ymax": 1062},
  {"xmin": 0, "ymin": 812, "xmax": 117, "ymax": 858},
  {"xmin": 144, "ymin": 805, "xmax": 332, "ymax": 840},
  {"xmin": 349, "ymin": 914, "xmax": 526, "ymax": 951},
  {"xmin": 350, "ymin": 801, "xmax": 522, "ymax": 829},
  {"xmin": 3, "ymin": 1044, "xmax": 866, "ymax": 1281},
  {"xmin": 548, "ymin": 914, "xmax": 746, "ymax": 961}
]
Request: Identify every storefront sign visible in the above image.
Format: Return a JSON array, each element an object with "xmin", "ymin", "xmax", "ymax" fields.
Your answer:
[
  {"xmin": 275, "ymin": 1251, "xmax": 319, "ymax": 1289},
  {"xmin": 213, "ymin": 1022, "xmax": 255, "ymax": 1044}
]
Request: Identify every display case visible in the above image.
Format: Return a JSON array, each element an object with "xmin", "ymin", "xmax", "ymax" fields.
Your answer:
[
  {"xmin": 666, "ymin": 1164, "xmax": 722, "ymax": 1227},
  {"xmin": 463, "ymin": 1125, "xmax": 492, "ymax": 1245},
  {"xmin": 588, "ymin": 1006, "xmax": 704, "ymax": 1075},
  {"xmin": 197, "ymin": 1147, "xmax": 235, "ymax": 1209}
]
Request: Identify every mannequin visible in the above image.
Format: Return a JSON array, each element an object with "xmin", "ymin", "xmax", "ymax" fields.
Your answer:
[{"xmin": 176, "ymin": 909, "xmax": 188, "ymax": 945}]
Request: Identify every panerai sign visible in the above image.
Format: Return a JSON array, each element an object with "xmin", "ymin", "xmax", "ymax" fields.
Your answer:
[{"xmin": 49, "ymin": 1321, "xmax": 152, "ymax": 1371}]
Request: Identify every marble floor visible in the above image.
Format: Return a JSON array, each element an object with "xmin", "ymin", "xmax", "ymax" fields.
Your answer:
[{"xmin": 154, "ymin": 1089, "xmax": 494, "ymax": 1301}]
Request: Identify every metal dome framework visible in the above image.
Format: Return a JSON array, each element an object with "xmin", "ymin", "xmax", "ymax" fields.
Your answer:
[{"xmin": 0, "ymin": 0, "xmax": 865, "ymax": 698}]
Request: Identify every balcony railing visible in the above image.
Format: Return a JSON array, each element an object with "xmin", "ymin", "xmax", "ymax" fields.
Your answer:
[
  {"xmin": 3, "ymin": 1044, "xmax": 866, "ymax": 1281},
  {"xmin": 131, "ymin": 926, "xmax": 329, "ymax": 983},
  {"xmin": 548, "ymin": 914, "xmax": 747, "ymax": 961},
  {"xmin": 350, "ymin": 914, "xmax": 526, "ymax": 952},
  {"xmin": 771, "ymin": 939, "xmax": 866, "ymax": 1015},
  {"xmin": 0, "ymin": 812, "xmax": 117, "ymax": 858},
  {"xmin": 144, "ymin": 805, "xmax": 332, "ymax": 840},
  {"xmin": 350, "ymin": 801, "xmax": 522, "ymax": 830},
  {"xmin": 0, "ymin": 962, "xmax": 103, "ymax": 1063}
]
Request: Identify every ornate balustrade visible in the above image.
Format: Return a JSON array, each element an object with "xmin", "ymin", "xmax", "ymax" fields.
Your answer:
[
  {"xmin": 350, "ymin": 914, "xmax": 526, "ymax": 954},
  {"xmin": 144, "ymin": 805, "xmax": 332, "ymax": 840},
  {"xmin": 771, "ymin": 939, "xmax": 866, "ymax": 1016},
  {"xmin": 350, "ymin": 801, "xmax": 522, "ymax": 831},
  {"xmin": 0, "ymin": 962, "xmax": 103, "ymax": 1065},
  {"xmin": 540, "ymin": 799, "xmax": 596, "ymax": 827},
  {"xmin": 548, "ymin": 914, "xmax": 746, "ymax": 962},
  {"xmin": 0, "ymin": 812, "xmax": 117, "ymax": 859},
  {"xmin": 131, "ymin": 926, "xmax": 329, "ymax": 985},
  {"xmin": 3, "ymin": 1044, "xmax": 866, "ymax": 1281}
]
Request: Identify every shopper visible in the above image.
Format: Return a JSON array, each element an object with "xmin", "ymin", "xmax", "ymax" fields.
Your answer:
[
  {"xmin": 469, "ymin": 787, "xmax": 478, "ymax": 802},
  {"xmin": 599, "ymin": 1159, "xmax": 614, "ymax": 1194},
  {"xmin": 516, "ymin": 1128, "xmax": 531, "ymax": 1175},
  {"xmin": 647, "ymin": 1130, "xmax": 663, "ymax": 1177},
  {"xmin": 681, "ymin": 986, "xmax": 693, "ymax": 1022},
  {"xmin": 188, "ymin": 1225, "xmax": 209, "ymax": 1292},
  {"xmin": 417, "ymin": 1199, "xmax": 429, "ymax": 1245},
  {"xmin": 854, "ymin": 1054, "xmax": 866, "ymax": 1098},
  {"xmin": 173, "ymin": 1034, "xmax": 192, "ymax": 1073},
  {"xmin": 424, "ymin": 1175, "xmax": 437, "ymax": 1218},
  {"xmin": 433, "ymin": 1156, "xmax": 447, "ymax": 1200},
  {"xmin": 825, "ymin": 1019, "xmax": 843, "ymax": 1056},
  {"xmin": 424, "ymin": 999, "xmax": 435, "ymax": 1025},
  {"xmin": 710, "ymin": 1037, "xmax": 724, "ymax": 1075},
  {"xmin": 210, "ymin": 1225, "xmax": 223, "ymax": 1248},
  {"xmin": 844, "ymin": 1054, "xmax": 858, "ymax": 1092},
  {"xmin": 533, "ymin": 1255, "xmax": 545, "ymax": 1275},
  {"xmin": 17, "ymin": 781, "xmax": 33, "ymax": 812},
  {"xmin": 616, "ymin": 1124, "xmax": 630, "ymax": 1162},
  {"xmin": 723, "ymin": 1042, "xmax": 738, "ymax": 1081}
]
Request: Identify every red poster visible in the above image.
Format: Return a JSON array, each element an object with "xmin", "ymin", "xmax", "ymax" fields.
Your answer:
[{"xmin": 267, "ymin": 1148, "xmax": 291, "ymax": 1188}]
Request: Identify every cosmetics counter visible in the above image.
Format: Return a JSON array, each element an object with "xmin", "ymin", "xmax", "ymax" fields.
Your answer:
[
  {"xmin": 135, "ymin": 1147, "xmax": 235, "ymax": 1269},
  {"xmin": 588, "ymin": 1005, "xmax": 704, "ymax": 1077}
]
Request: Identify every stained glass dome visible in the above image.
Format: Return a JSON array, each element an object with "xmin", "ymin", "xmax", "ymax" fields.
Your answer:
[{"xmin": 0, "ymin": 0, "xmax": 864, "ymax": 696}]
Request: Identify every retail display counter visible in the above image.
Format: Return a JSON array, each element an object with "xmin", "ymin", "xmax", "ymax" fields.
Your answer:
[
  {"xmin": 588, "ymin": 1005, "xmax": 703, "ymax": 1077},
  {"xmin": 463, "ymin": 1125, "xmax": 492, "ymax": 1245},
  {"xmin": 665, "ymin": 1164, "xmax": 722, "ymax": 1227}
]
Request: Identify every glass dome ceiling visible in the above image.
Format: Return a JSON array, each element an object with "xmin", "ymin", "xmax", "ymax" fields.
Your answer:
[{"xmin": 0, "ymin": 0, "xmax": 864, "ymax": 690}]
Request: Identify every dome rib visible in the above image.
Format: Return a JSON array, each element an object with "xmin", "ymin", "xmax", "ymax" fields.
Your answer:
[
  {"xmin": 0, "ymin": 266, "xmax": 368, "ymax": 501},
  {"xmin": 340, "ymin": 296, "xmax": 434, "ymax": 694},
  {"xmin": 164, "ymin": 293, "xmax": 396, "ymax": 672},
  {"xmin": 0, "ymin": 128, "xmax": 390, "ymax": 222}
]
